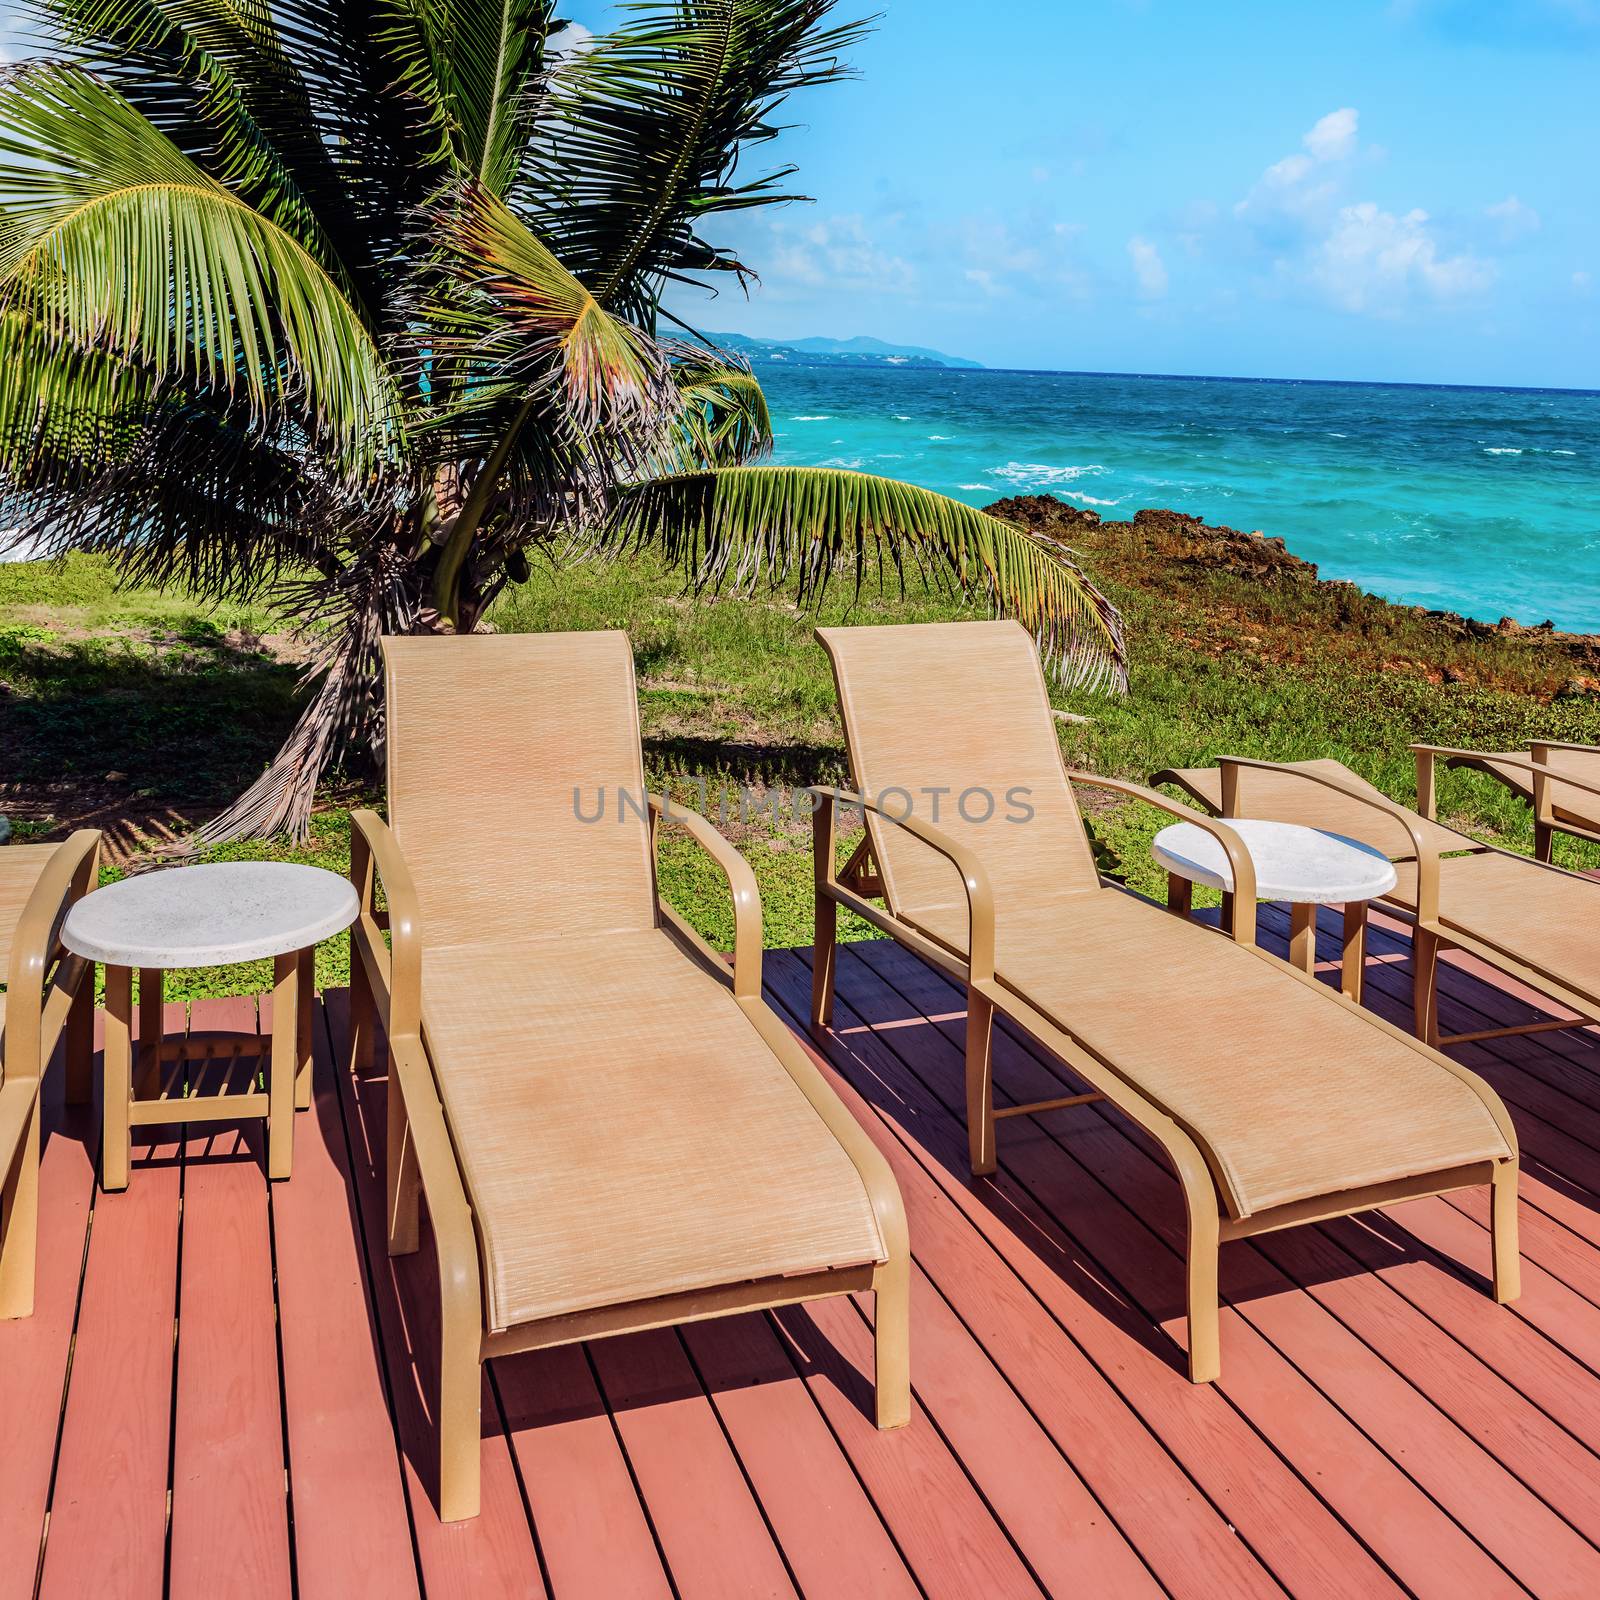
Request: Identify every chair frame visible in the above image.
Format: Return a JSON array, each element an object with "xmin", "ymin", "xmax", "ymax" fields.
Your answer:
[
  {"xmin": 812, "ymin": 772, "xmax": 1519, "ymax": 1384},
  {"xmin": 348, "ymin": 799, "xmax": 910, "ymax": 1524},
  {"xmin": 0, "ymin": 830, "xmax": 100, "ymax": 1319},
  {"xmin": 1436, "ymin": 740, "xmax": 1600, "ymax": 862},
  {"xmin": 1156, "ymin": 749, "xmax": 1600, "ymax": 1050}
]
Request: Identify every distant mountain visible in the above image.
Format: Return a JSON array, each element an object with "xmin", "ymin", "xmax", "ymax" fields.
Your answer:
[{"xmin": 703, "ymin": 331, "xmax": 983, "ymax": 371}]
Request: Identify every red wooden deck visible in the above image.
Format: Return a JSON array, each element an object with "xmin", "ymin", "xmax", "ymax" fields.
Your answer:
[{"xmin": 6, "ymin": 905, "xmax": 1600, "ymax": 1598}]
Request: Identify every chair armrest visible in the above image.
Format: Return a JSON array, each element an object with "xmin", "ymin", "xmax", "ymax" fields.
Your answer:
[
  {"xmin": 349, "ymin": 809, "xmax": 423, "ymax": 1041},
  {"xmin": 1223, "ymin": 755, "xmax": 1444, "ymax": 923},
  {"xmin": 649, "ymin": 796, "xmax": 762, "ymax": 1000},
  {"xmin": 5, "ymin": 829, "xmax": 100, "ymax": 1080},
  {"xmin": 1414, "ymin": 742, "xmax": 1600, "ymax": 824},
  {"xmin": 1065, "ymin": 771, "xmax": 1259, "ymax": 946},
  {"xmin": 811, "ymin": 786, "xmax": 996, "ymax": 984}
]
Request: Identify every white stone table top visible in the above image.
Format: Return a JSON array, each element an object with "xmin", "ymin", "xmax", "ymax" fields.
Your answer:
[
  {"xmin": 62, "ymin": 861, "xmax": 359, "ymax": 968},
  {"xmin": 1150, "ymin": 818, "xmax": 1398, "ymax": 904}
]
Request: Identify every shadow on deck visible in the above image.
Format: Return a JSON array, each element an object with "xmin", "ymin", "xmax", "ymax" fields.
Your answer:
[{"xmin": 6, "ymin": 908, "xmax": 1600, "ymax": 1598}]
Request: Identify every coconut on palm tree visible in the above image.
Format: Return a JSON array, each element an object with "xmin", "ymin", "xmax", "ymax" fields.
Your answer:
[{"xmin": 0, "ymin": 0, "xmax": 1126, "ymax": 842}]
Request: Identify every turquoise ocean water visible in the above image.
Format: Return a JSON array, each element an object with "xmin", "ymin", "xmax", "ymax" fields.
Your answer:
[{"xmin": 756, "ymin": 367, "xmax": 1600, "ymax": 634}]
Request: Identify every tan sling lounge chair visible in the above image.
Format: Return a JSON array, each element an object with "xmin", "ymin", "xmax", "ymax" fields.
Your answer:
[
  {"xmin": 1153, "ymin": 749, "xmax": 1600, "ymax": 1049},
  {"xmin": 348, "ymin": 632, "xmax": 909, "ymax": 1522},
  {"xmin": 1, "ymin": 831, "xmax": 99, "ymax": 1319},
  {"xmin": 812, "ymin": 621, "xmax": 1519, "ymax": 1382},
  {"xmin": 1440, "ymin": 741, "xmax": 1600, "ymax": 861}
]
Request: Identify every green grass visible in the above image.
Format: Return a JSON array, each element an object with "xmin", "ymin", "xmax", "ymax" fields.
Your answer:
[{"xmin": 5, "ymin": 530, "xmax": 1597, "ymax": 1002}]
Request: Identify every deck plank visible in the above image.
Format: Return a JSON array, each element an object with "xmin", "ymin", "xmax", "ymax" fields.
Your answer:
[
  {"xmin": 768, "ymin": 949, "xmax": 1399, "ymax": 1600},
  {"xmin": 272, "ymin": 995, "xmax": 422, "ymax": 1600},
  {"xmin": 832, "ymin": 939, "xmax": 1531, "ymax": 1598},
  {"xmin": 588, "ymin": 1328, "xmax": 799, "ymax": 1598},
  {"xmin": 0, "ymin": 1032, "xmax": 96, "ymax": 1600},
  {"xmin": 166, "ymin": 996, "xmax": 294, "ymax": 1600},
  {"xmin": 680, "ymin": 1312, "xmax": 925, "ymax": 1600},
  {"xmin": 37, "ymin": 1096, "xmax": 182, "ymax": 1598},
  {"xmin": 492, "ymin": 1343, "xmax": 672, "ymax": 1600},
  {"xmin": 322, "ymin": 991, "xmax": 547, "ymax": 1600}
]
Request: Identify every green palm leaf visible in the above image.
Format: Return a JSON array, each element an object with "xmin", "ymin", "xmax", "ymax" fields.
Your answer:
[
  {"xmin": 416, "ymin": 179, "xmax": 672, "ymax": 435},
  {"xmin": 525, "ymin": 1, "xmax": 870, "ymax": 316},
  {"xmin": 670, "ymin": 362, "xmax": 774, "ymax": 467},
  {"xmin": 607, "ymin": 465, "xmax": 1130, "ymax": 692},
  {"xmin": 0, "ymin": 63, "xmax": 393, "ymax": 454},
  {"xmin": 382, "ymin": 0, "xmax": 556, "ymax": 196}
]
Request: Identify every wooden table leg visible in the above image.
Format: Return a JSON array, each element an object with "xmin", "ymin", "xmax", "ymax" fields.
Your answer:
[
  {"xmin": 1341, "ymin": 901, "xmax": 1369, "ymax": 1004},
  {"xmin": 1287, "ymin": 902, "xmax": 1318, "ymax": 975},
  {"xmin": 295, "ymin": 947, "xmax": 314, "ymax": 1112},
  {"xmin": 102, "ymin": 964, "xmax": 133, "ymax": 1192},
  {"xmin": 268, "ymin": 952, "xmax": 298, "ymax": 1180},
  {"xmin": 137, "ymin": 968, "xmax": 163, "ymax": 1100},
  {"xmin": 1166, "ymin": 872, "xmax": 1193, "ymax": 918},
  {"xmin": 65, "ymin": 979, "xmax": 93, "ymax": 1106}
]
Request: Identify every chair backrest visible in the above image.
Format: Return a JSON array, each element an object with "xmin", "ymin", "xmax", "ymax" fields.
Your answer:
[
  {"xmin": 818, "ymin": 620, "xmax": 1101, "ymax": 920},
  {"xmin": 1223, "ymin": 758, "xmax": 1462, "ymax": 859},
  {"xmin": 383, "ymin": 632, "xmax": 656, "ymax": 948}
]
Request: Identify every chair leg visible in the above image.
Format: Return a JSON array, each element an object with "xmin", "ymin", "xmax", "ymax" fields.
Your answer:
[
  {"xmin": 965, "ymin": 987, "xmax": 996, "ymax": 1177},
  {"xmin": 1534, "ymin": 821, "xmax": 1554, "ymax": 864},
  {"xmin": 101, "ymin": 964, "xmax": 133, "ymax": 1192},
  {"xmin": 65, "ymin": 980, "xmax": 93, "ymax": 1107},
  {"xmin": 1186, "ymin": 1200, "xmax": 1222, "ymax": 1383},
  {"xmin": 437, "ymin": 1295, "xmax": 482, "ymax": 1522},
  {"xmin": 873, "ymin": 1253, "xmax": 912, "ymax": 1430},
  {"xmin": 811, "ymin": 893, "xmax": 837, "ymax": 1032},
  {"xmin": 0, "ymin": 1095, "xmax": 40, "ymax": 1319},
  {"xmin": 1491, "ymin": 1161, "xmax": 1521, "ymax": 1305},
  {"xmin": 1413, "ymin": 927, "xmax": 1441, "ymax": 1048},
  {"xmin": 386, "ymin": 1070, "xmax": 421, "ymax": 1257}
]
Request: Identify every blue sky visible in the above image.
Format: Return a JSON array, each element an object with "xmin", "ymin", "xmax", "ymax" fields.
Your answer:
[{"xmin": 567, "ymin": 0, "xmax": 1600, "ymax": 387}]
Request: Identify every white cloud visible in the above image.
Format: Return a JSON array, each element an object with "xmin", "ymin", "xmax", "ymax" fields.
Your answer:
[
  {"xmin": 765, "ymin": 213, "xmax": 917, "ymax": 296},
  {"xmin": 1486, "ymin": 194, "xmax": 1541, "ymax": 238},
  {"xmin": 1307, "ymin": 202, "xmax": 1494, "ymax": 312},
  {"xmin": 547, "ymin": 22, "xmax": 594, "ymax": 56},
  {"xmin": 1304, "ymin": 107, "xmax": 1360, "ymax": 161},
  {"xmin": 1127, "ymin": 236, "xmax": 1169, "ymax": 299}
]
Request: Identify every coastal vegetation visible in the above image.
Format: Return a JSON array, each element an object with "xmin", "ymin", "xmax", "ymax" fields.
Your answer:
[
  {"xmin": 0, "ymin": 0, "xmax": 1121, "ymax": 846},
  {"xmin": 6, "ymin": 493, "xmax": 1595, "ymax": 1000}
]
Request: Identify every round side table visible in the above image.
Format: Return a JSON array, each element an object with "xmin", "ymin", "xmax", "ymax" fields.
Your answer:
[
  {"xmin": 1151, "ymin": 818, "xmax": 1398, "ymax": 1002},
  {"xmin": 62, "ymin": 862, "xmax": 358, "ymax": 1190}
]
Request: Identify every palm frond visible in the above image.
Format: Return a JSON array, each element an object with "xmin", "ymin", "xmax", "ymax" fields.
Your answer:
[
  {"xmin": 44, "ymin": 0, "xmax": 369, "ymax": 292},
  {"xmin": 669, "ymin": 358, "xmax": 773, "ymax": 467},
  {"xmin": 381, "ymin": 0, "xmax": 556, "ymax": 196},
  {"xmin": 0, "ymin": 63, "xmax": 394, "ymax": 455},
  {"xmin": 524, "ymin": 0, "xmax": 870, "ymax": 317},
  {"xmin": 607, "ymin": 465, "xmax": 1130, "ymax": 693},
  {"xmin": 411, "ymin": 178, "xmax": 674, "ymax": 438}
]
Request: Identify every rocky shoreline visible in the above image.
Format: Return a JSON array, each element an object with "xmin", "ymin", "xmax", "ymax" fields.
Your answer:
[{"xmin": 989, "ymin": 494, "xmax": 1600, "ymax": 696}]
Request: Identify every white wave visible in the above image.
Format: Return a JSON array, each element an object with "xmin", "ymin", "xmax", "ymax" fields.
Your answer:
[
  {"xmin": 991, "ymin": 461, "xmax": 1108, "ymax": 488},
  {"xmin": 1553, "ymin": 449, "xmax": 1577, "ymax": 456},
  {"xmin": 927, "ymin": 434, "xmax": 952, "ymax": 441},
  {"xmin": 791, "ymin": 414, "xmax": 831, "ymax": 421},
  {"xmin": 1325, "ymin": 431, "xmax": 1348, "ymax": 438},
  {"xmin": 1482, "ymin": 447, "xmax": 1523, "ymax": 455},
  {"xmin": 1062, "ymin": 492, "xmax": 1122, "ymax": 507},
  {"xmin": 892, "ymin": 414, "xmax": 912, "ymax": 421},
  {"xmin": 957, "ymin": 483, "xmax": 997, "ymax": 492}
]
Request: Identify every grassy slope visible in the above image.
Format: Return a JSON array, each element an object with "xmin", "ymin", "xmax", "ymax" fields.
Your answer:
[{"xmin": 4, "ymin": 505, "xmax": 1597, "ymax": 1000}]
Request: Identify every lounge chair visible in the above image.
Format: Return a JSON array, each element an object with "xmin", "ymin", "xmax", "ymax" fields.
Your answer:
[
  {"xmin": 348, "ymin": 631, "xmax": 909, "ymax": 1522},
  {"xmin": 1439, "ymin": 741, "xmax": 1600, "ymax": 861},
  {"xmin": 811, "ymin": 620, "xmax": 1519, "ymax": 1382},
  {"xmin": 1152, "ymin": 749, "xmax": 1600, "ymax": 1049},
  {"xmin": 0, "ymin": 832, "xmax": 100, "ymax": 1318}
]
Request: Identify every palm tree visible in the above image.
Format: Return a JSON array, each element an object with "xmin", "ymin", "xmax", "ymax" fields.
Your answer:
[{"xmin": 0, "ymin": 0, "xmax": 1126, "ymax": 842}]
